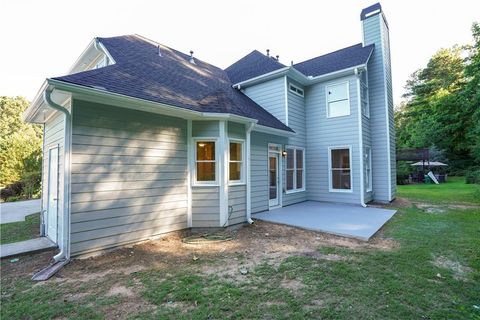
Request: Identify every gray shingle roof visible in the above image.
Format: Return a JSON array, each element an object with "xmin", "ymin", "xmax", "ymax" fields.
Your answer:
[
  {"xmin": 225, "ymin": 50, "xmax": 286, "ymax": 84},
  {"xmin": 52, "ymin": 35, "xmax": 293, "ymax": 132},
  {"xmin": 293, "ymin": 43, "xmax": 374, "ymax": 77}
]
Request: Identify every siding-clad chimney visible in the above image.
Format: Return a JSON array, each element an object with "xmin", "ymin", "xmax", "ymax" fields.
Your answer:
[{"xmin": 361, "ymin": 3, "xmax": 396, "ymax": 202}]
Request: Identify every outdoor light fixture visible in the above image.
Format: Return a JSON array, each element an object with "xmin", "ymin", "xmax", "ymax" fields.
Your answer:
[{"xmin": 282, "ymin": 150, "xmax": 287, "ymax": 157}]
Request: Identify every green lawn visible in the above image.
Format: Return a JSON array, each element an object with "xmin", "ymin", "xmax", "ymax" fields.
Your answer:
[
  {"xmin": 397, "ymin": 176, "xmax": 480, "ymax": 204},
  {"xmin": 1, "ymin": 181, "xmax": 479, "ymax": 319},
  {"xmin": 0, "ymin": 213, "xmax": 40, "ymax": 245}
]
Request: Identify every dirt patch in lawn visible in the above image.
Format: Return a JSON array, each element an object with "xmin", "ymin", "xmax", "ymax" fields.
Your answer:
[
  {"xmin": 432, "ymin": 256, "xmax": 473, "ymax": 281},
  {"xmin": 414, "ymin": 202, "xmax": 480, "ymax": 214},
  {"xmin": 1, "ymin": 221, "xmax": 398, "ymax": 320}
]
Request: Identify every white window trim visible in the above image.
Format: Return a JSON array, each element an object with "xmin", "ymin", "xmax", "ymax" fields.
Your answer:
[
  {"xmin": 328, "ymin": 145, "xmax": 353, "ymax": 193},
  {"xmin": 361, "ymin": 71, "xmax": 370, "ymax": 118},
  {"xmin": 289, "ymin": 83, "xmax": 304, "ymax": 97},
  {"xmin": 285, "ymin": 145, "xmax": 306, "ymax": 194},
  {"xmin": 365, "ymin": 146, "xmax": 373, "ymax": 192},
  {"xmin": 192, "ymin": 137, "xmax": 219, "ymax": 186},
  {"xmin": 228, "ymin": 138, "xmax": 246, "ymax": 185},
  {"xmin": 325, "ymin": 81, "xmax": 350, "ymax": 118}
]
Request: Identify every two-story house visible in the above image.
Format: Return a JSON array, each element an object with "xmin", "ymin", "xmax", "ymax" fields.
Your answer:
[{"xmin": 24, "ymin": 3, "xmax": 395, "ymax": 261}]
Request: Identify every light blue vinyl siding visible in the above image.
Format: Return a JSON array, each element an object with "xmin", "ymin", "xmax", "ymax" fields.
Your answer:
[
  {"xmin": 305, "ymin": 76, "xmax": 361, "ymax": 204},
  {"xmin": 70, "ymin": 101, "xmax": 188, "ymax": 256},
  {"xmin": 243, "ymin": 77, "xmax": 287, "ymax": 124},
  {"xmin": 284, "ymin": 78, "xmax": 307, "ymax": 206},
  {"xmin": 228, "ymin": 185, "xmax": 246, "ymax": 225},
  {"xmin": 250, "ymin": 132, "xmax": 287, "ymax": 213},
  {"xmin": 363, "ymin": 12, "xmax": 396, "ymax": 202},
  {"xmin": 191, "ymin": 120, "xmax": 220, "ymax": 227}
]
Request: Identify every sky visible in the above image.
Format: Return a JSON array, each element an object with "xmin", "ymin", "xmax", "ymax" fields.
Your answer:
[{"xmin": 1, "ymin": 0, "xmax": 478, "ymax": 105}]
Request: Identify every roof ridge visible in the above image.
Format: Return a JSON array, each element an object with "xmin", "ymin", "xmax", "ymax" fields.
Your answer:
[{"xmin": 294, "ymin": 43, "xmax": 368, "ymax": 66}]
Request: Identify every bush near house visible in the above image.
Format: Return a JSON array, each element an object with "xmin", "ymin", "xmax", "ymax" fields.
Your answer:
[
  {"xmin": 465, "ymin": 167, "xmax": 480, "ymax": 184},
  {"xmin": 0, "ymin": 96, "xmax": 43, "ymax": 201}
]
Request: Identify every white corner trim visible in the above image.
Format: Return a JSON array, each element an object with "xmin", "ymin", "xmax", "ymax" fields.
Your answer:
[
  {"xmin": 356, "ymin": 76, "xmax": 366, "ymax": 206},
  {"xmin": 187, "ymin": 120, "xmax": 192, "ymax": 228},
  {"xmin": 379, "ymin": 15, "xmax": 393, "ymax": 201},
  {"xmin": 284, "ymin": 76, "xmax": 289, "ymax": 126},
  {"xmin": 245, "ymin": 123, "xmax": 254, "ymax": 223},
  {"xmin": 328, "ymin": 145, "xmax": 353, "ymax": 193},
  {"xmin": 219, "ymin": 121, "xmax": 229, "ymax": 227}
]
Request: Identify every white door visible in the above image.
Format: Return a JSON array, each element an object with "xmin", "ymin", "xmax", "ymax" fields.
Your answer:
[
  {"xmin": 47, "ymin": 147, "xmax": 59, "ymax": 242},
  {"xmin": 269, "ymin": 152, "xmax": 280, "ymax": 208}
]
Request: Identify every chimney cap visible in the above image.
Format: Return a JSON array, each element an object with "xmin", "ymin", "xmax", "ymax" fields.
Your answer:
[{"xmin": 360, "ymin": 3, "xmax": 382, "ymax": 21}]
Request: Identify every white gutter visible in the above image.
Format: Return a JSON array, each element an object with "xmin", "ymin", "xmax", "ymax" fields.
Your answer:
[
  {"xmin": 245, "ymin": 122, "xmax": 255, "ymax": 224},
  {"xmin": 233, "ymin": 66, "xmax": 290, "ymax": 88},
  {"xmin": 43, "ymin": 88, "xmax": 72, "ymax": 262},
  {"xmin": 355, "ymin": 68, "xmax": 367, "ymax": 207}
]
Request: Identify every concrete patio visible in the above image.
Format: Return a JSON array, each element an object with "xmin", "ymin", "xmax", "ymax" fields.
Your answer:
[
  {"xmin": 1, "ymin": 237, "xmax": 56, "ymax": 259},
  {"xmin": 253, "ymin": 201, "xmax": 397, "ymax": 240}
]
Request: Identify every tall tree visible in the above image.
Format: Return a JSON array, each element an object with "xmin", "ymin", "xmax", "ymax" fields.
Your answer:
[
  {"xmin": 0, "ymin": 96, "xmax": 42, "ymax": 186},
  {"xmin": 395, "ymin": 31, "xmax": 480, "ymax": 172}
]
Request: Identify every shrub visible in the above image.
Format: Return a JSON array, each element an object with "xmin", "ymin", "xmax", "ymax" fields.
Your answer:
[
  {"xmin": 0, "ymin": 181, "xmax": 24, "ymax": 201},
  {"xmin": 465, "ymin": 167, "xmax": 480, "ymax": 184}
]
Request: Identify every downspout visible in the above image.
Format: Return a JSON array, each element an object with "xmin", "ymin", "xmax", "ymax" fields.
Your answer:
[
  {"xmin": 245, "ymin": 122, "xmax": 255, "ymax": 224},
  {"xmin": 355, "ymin": 68, "xmax": 367, "ymax": 207},
  {"xmin": 43, "ymin": 87, "xmax": 72, "ymax": 262}
]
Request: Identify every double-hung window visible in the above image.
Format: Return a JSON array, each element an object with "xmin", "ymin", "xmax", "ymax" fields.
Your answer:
[
  {"xmin": 286, "ymin": 146, "xmax": 305, "ymax": 192},
  {"xmin": 326, "ymin": 82, "xmax": 350, "ymax": 118},
  {"xmin": 229, "ymin": 140, "xmax": 244, "ymax": 183},
  {"xmin": 365, "ymin": 147, "xmax": 372, "ymax": 191},
  {"xmin": 329, "ymin": 147, "xmax": 352, "ymax": 191},
  {"xmin": 195, "ymin": 140, "xmax": 217, "ymax": 184}
]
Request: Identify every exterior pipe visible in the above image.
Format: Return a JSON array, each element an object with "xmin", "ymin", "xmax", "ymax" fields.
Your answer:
[
  {"xmin": 245, "ymin": 122, "xmax": 255, "ymax": 224},
  {"xmin": 43, "ymin": 88, "xmax": 72, "ymax": 262}
]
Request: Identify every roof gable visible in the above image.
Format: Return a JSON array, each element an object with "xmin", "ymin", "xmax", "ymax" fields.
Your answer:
[{"xmin": 225, "ymin": 50, "xmax": 286, "ymax": 84}]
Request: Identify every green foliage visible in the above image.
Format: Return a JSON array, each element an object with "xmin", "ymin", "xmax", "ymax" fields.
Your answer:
[
  {"xmin": 396, "ymin": 23, "xmax": 480, "ymax": 173},
  {"xmin": 465, "ymin": 167, "xmax": 480, "ymax": 184},
  {"xmin": 0, "ymin": 96, "xmax": 42, "ymax": 199},
  {"xmin": 0, "ymin": 213, "xmax": 40, "ymax": 245}
]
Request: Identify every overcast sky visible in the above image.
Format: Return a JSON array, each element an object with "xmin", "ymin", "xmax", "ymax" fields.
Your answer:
[{"xmin": 1, "ymin": 0, "xmax": 478, "ymax": 105}]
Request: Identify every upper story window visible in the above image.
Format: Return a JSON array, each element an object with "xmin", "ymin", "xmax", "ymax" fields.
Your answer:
[
  {"xmin": 195, "ymin": 140, "xmax": 217, "ymax": 184},
  {"xmin": 229, "ymin": 140, "xmax": 245, "ymax": 184},
  {"xmin": 286, "ymin": 146, "xmax": 305, "ymax": 193},
  {"xmin": 289, "ymin": 83, "xmax": 304, "ymax": 97},
  {"xmin": 360, "ymin": 71, "xmax": 370, "ymax": 117},
  {"xmin": 326, "ymin": 82, "xmax": 350, "ymax": 118}
]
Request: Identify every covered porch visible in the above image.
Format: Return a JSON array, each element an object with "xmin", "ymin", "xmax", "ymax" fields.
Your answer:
[{"xmin": 253, "ymin": 201, "xmax": 397, "ymax": 240}]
